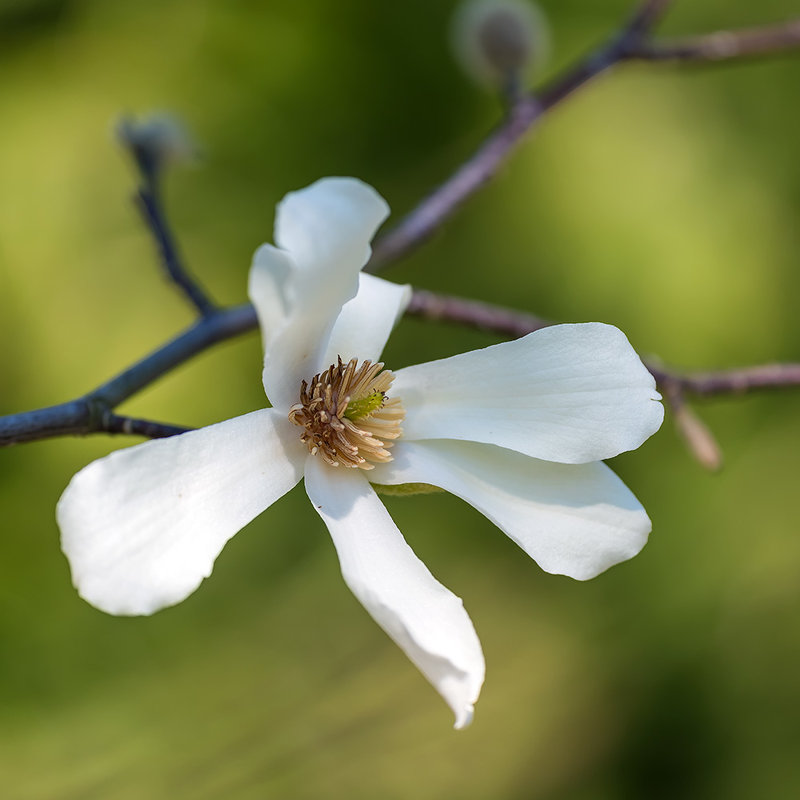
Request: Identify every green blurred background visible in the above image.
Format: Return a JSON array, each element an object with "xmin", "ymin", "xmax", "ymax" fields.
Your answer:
[{"xmin": 2, "ymin": 0, "xmax": 800, "ymax": 797}]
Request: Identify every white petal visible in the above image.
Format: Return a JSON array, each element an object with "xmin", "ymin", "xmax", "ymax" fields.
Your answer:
[
  {"xmin": 320, "ymin": 273, "xmax": 412, "ymax": 366},
  {"xmin": 371, "ymin": 440, "xmax": 651, "ymax": 580},
  {"xmin": 275, "ymin": 177, "xmax": 389, "ymax": 275},
  {"xmin": 262, "ymin": 178, "xmax": 390, "ymax": 412},
  {"xmin": 304, "ymin": 457, "xmax": 484, "ymax": 728},
  {"xmin": 248, "ymin": 243, "xmax": 296, "ymax": 351},
  {"xmin": 58, "ymin": 409, "xmax": 304, "ymax": 616},
  {"xmin": 393, "ymin": 323, "xmax": 664, "ymax": 463}
]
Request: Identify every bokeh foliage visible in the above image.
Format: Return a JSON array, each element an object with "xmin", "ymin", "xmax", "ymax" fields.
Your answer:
[{"xmin": 2, "ymin": 1, "xmax": 800, "ymax": 797}]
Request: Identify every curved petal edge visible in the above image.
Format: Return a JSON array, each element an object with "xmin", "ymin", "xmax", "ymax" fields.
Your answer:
[
  {"xmin": 304, "ymin": 457, "xmax": 485, "ymax": 728},
  {"xmin": 58, "ymin": 409, "xmax": 304, "ymax": 616},
  {"xmin": 371, "ymin": 440, "xmax": 652, "ymax": 580},
  {"xmin": 394, "ymin": 322, "xmax": 664, "ymax": 464}
]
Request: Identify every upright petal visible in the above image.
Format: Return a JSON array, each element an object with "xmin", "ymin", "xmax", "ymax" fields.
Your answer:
[
  {"xmin": 248, "ymin": 243, "xmax": 296, "ymax": 351},
  {"xmin": 393, "ymin": 323, "xmax": 664, "ymax": 463},
  {"xmin": 58, "ymin": 409, "xmax": 304, "ymax": 616},
  {"xmin": 304, "ymin": 457, "xmax": 485, "ymax": 728},
  {"xmin": 371, "ymin": 440, "xmax": 651, "ymax": 581},
  {"xmin": 275, "ymin": 177, "xmax": 389, "ymax": 276},
  {"xmin": 262, "ymin": 178, "xmax": 390, "ymax": 411},
  {"xmin": 320, "ymin": 273, "xmax": 412, "ymax": 366}
]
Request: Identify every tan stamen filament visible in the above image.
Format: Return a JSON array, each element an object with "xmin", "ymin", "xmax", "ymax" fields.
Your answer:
[{"xmin": 288, "ymin": 357, "xmax": 405, "ymax": 469}]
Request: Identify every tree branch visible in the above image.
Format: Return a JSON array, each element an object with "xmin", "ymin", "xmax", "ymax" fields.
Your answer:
[
  {"xmin": 406, "ymin": 288, "xmax": 549, "ymax": 337},
  {"xmin": 627, "ymin": 19, "xmax": 800, "ymax": 63},
  {"xmin": 367, "ymin": 76, "xmax": 588, "ymax": 271},
  {"xmin": 0, "ymin": 400, "xmax": 191, "ymax": 447},
  {"xmin": 119, "ymin": 114, "xmax": 217, "ymax": 317},
  {"xmin": 4, "ymin": 291, "xmax": 800, "ymax": 447},
  {"xmin": 366, "ymin": 0, "xmax": 672, "ymax": 271},
  {"xmin": 136, "ymin": 184, "xmax": 217, "ymax": 317},
  {"xmin": 410, "ymin": 297, "xmax": 800, "ymax": 398},
  {"xmin": 660, "ymin": 380, "xmax": 723, "ymax": 472},
  {"xmin": 5, "ymin": 4, "xmax": 800, "ymax": 449},
  {"xmin": 103, "ymin": 414, "xmax": 192, "ymax": 439},
  {"xmin": 623, "ymin": 0, "xmax": 675, "ymax": 39},
  {"xmin": 407, "ymin": 295, "xmax": 800, "ymax": 397},
  {"xmin": 368, "ymin": 9, "xmax": 800, "ymax": 272},
  {"xmin": 650, "ymin": 363, "xmax": 800, "ymax": 397},
  {"xmin": 651, "ymin": 363, "xmax": 800, "ymax": 470},
  {"xmin": 368, "ymin": 1, "xmax": 671, "ymax": 271},
  {"xmin": 0, "ymin": 304, "xmax": 255, "ymax": 446}
]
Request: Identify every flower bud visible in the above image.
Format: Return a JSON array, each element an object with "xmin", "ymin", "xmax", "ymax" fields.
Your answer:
[
  {"xmin": 116, "ymin": 112, "xmax": 196, "ymax": 178},
  {"xmin": 450, "ymin": 0, "xmax": 549, "ymax": 93}
]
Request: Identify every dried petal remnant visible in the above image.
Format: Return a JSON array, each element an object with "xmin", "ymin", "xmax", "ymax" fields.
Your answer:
[{"xmin": 288, "ymin": 358, "xmax": 405, "ymax": 469}]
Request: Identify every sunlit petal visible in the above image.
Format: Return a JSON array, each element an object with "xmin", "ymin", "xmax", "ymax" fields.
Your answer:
[
  {"xmin": 262, "ymin": 178, "xmax": 390, "ymax": 411},
  {"xmin": 371, "ymin": 439, "xmax": 651, "ymax": 580},
  {"xmin": 304, "ymin": 457, "xmax": 485, "ymax": 728},
  {"xmin": 248, "ymin": 243, "xmax": 296, "ymax": 352},
  {"xmin": 321, "ymin": 273, "xmax": 412, "ymax": 366},
  {"xmin": 58, "ymin": 409, "xmax": 304, "ymax": 616},
  {"xmin": 394, "ymin": 322, "xmax": 663, "ymax": 463},
  {"xmin": 274, "ymin": 176, "xmax": 389, "ymax": 276}
]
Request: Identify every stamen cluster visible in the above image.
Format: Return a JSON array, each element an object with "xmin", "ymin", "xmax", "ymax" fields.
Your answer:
[{"xmin": 288, "ymin": 357, "xmax": 405, "ymax": 469}]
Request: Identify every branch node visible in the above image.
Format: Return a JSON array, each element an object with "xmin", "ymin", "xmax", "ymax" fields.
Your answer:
[{"xmin": 662, "ymin": 379, "xmax": 723, "ymax": 472}]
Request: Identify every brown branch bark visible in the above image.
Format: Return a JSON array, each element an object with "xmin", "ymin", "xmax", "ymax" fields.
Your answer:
[
  {"xmin": 627, "ymin": 19, "xmax": 800, "ymax": 63},
  {"xmin": 367, "ymin": 0, "xmax": 675, "ymax": 271},
  {"xmin": 368, "ymin": 12, "xmax": 800, "ymax": 273},
  {"xmin": 405, "ymin": 288, "xmax": 550, "ymax": 337},
  {"xmin": 650, "ymin": 363, "xmax": 800, "ymax": 397},
  {"xmin": 623, "ymin": 0, "xmax": 675, "ymax": 38}
]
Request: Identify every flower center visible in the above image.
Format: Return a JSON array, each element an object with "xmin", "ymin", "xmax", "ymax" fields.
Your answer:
[{"xmin": 288, "ymin": 357, "xmax": 405, "ymax": 469}]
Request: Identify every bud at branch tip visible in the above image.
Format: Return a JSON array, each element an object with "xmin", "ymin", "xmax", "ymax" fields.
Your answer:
[
  {"xmin": 450, "ymin": 0, "xmax": 550, "ymax": 95},
  {"xmin": 115, "ymin": 112, "xmax": 197, "ymax": 180}
]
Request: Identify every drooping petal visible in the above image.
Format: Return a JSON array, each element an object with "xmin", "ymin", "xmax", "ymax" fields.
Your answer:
[
  {"xmin": 320, "ymin": 273, "xmax": 412, "ymax": 367},
  {"xmin": 58, "ymin": 409, "xmax": 304, "ymax": 616},
  {"xmin": 261, "ymin": 178, "xmax": 390, "ymax": 412},
  {"xmin": 393, "ymin": 322, "xmax": 664, "ymax": 463},
  {"xmin": 371, "ymin": 440, "xmax": 651, "ymax": 580},
  {"xmin": 304, "ymin": 457, "xmax": 485, "ymax": 728}
]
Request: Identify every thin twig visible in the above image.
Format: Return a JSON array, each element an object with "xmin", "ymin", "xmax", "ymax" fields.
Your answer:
[
  {"xmin": 660, "ymin": 379, "xmax": 723, "ymax": 471},
  {"xmin": 0, "ymin": 400, "xmax": 191, "ymax": 447},
  {"xmin": 368, "ymin": 10, "xmax": 800, "ymax": 272},
  {"xmin": 367, "ymin": 0, "xmax": 673, "ymax": 271},
  {"xmin": 409, "ymin": 300, "xmax": 800, "ymax": 398},
  {"xmin": 651, "ymin": 362, "xmax": 800, "ymax": 472},
  {"xmin": 406, "ymin": 288, "xmax": 549, "ymax": 337},
  {"xmin": 366, "ymin": 93, "xmax": 540, "ymax": 270},
  {"xmin": 649, "ymin": 363, "xmax": 800, "ymax": 397},
  {"xmin": 0, "ymin": 304, "xmax": 255, "ymax": 446},
  {"xmin": 623, "ymin": 0, "xmax": 675, "ymax": 38},
  {"xmin": 103, "ymin": 414, "xmax": 192, "ymax": 439},
  {"xmin": 91, "ymin": 304, "xmax": 256, "ymax": 408},
  {"xmin": 627, "ymin": 19, "xmax": 800, "ymax": 63},
  {"xmin": 408, "ymin": 298, "xmax": 800, "ymax": 398},
  {"xmin": 136, "ymin": 184, "xmax": 217, "ymax": 317},
  {"xmin": 119, "ymin": 116, "xmax": 217, "ymax": 317}
]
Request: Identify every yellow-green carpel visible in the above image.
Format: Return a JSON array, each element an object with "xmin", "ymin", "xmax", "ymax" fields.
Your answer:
[{"xmin": 344, "ymin": 390, "xmax": 386, "ymax": 421}]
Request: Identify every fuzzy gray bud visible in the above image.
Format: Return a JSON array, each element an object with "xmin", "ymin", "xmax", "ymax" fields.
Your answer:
[
  {"xmin": 451, "ymin": 0, "xmax": 549, "ymax": 92},
  {"xmin": 116, "ymin": 113, "xmax": 196, "ymax": 179}
]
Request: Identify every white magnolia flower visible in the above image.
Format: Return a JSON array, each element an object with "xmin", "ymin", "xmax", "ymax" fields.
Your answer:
[{"xmin": 57, "ymin": 177, "xmax": 664, "ymax": 729}]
